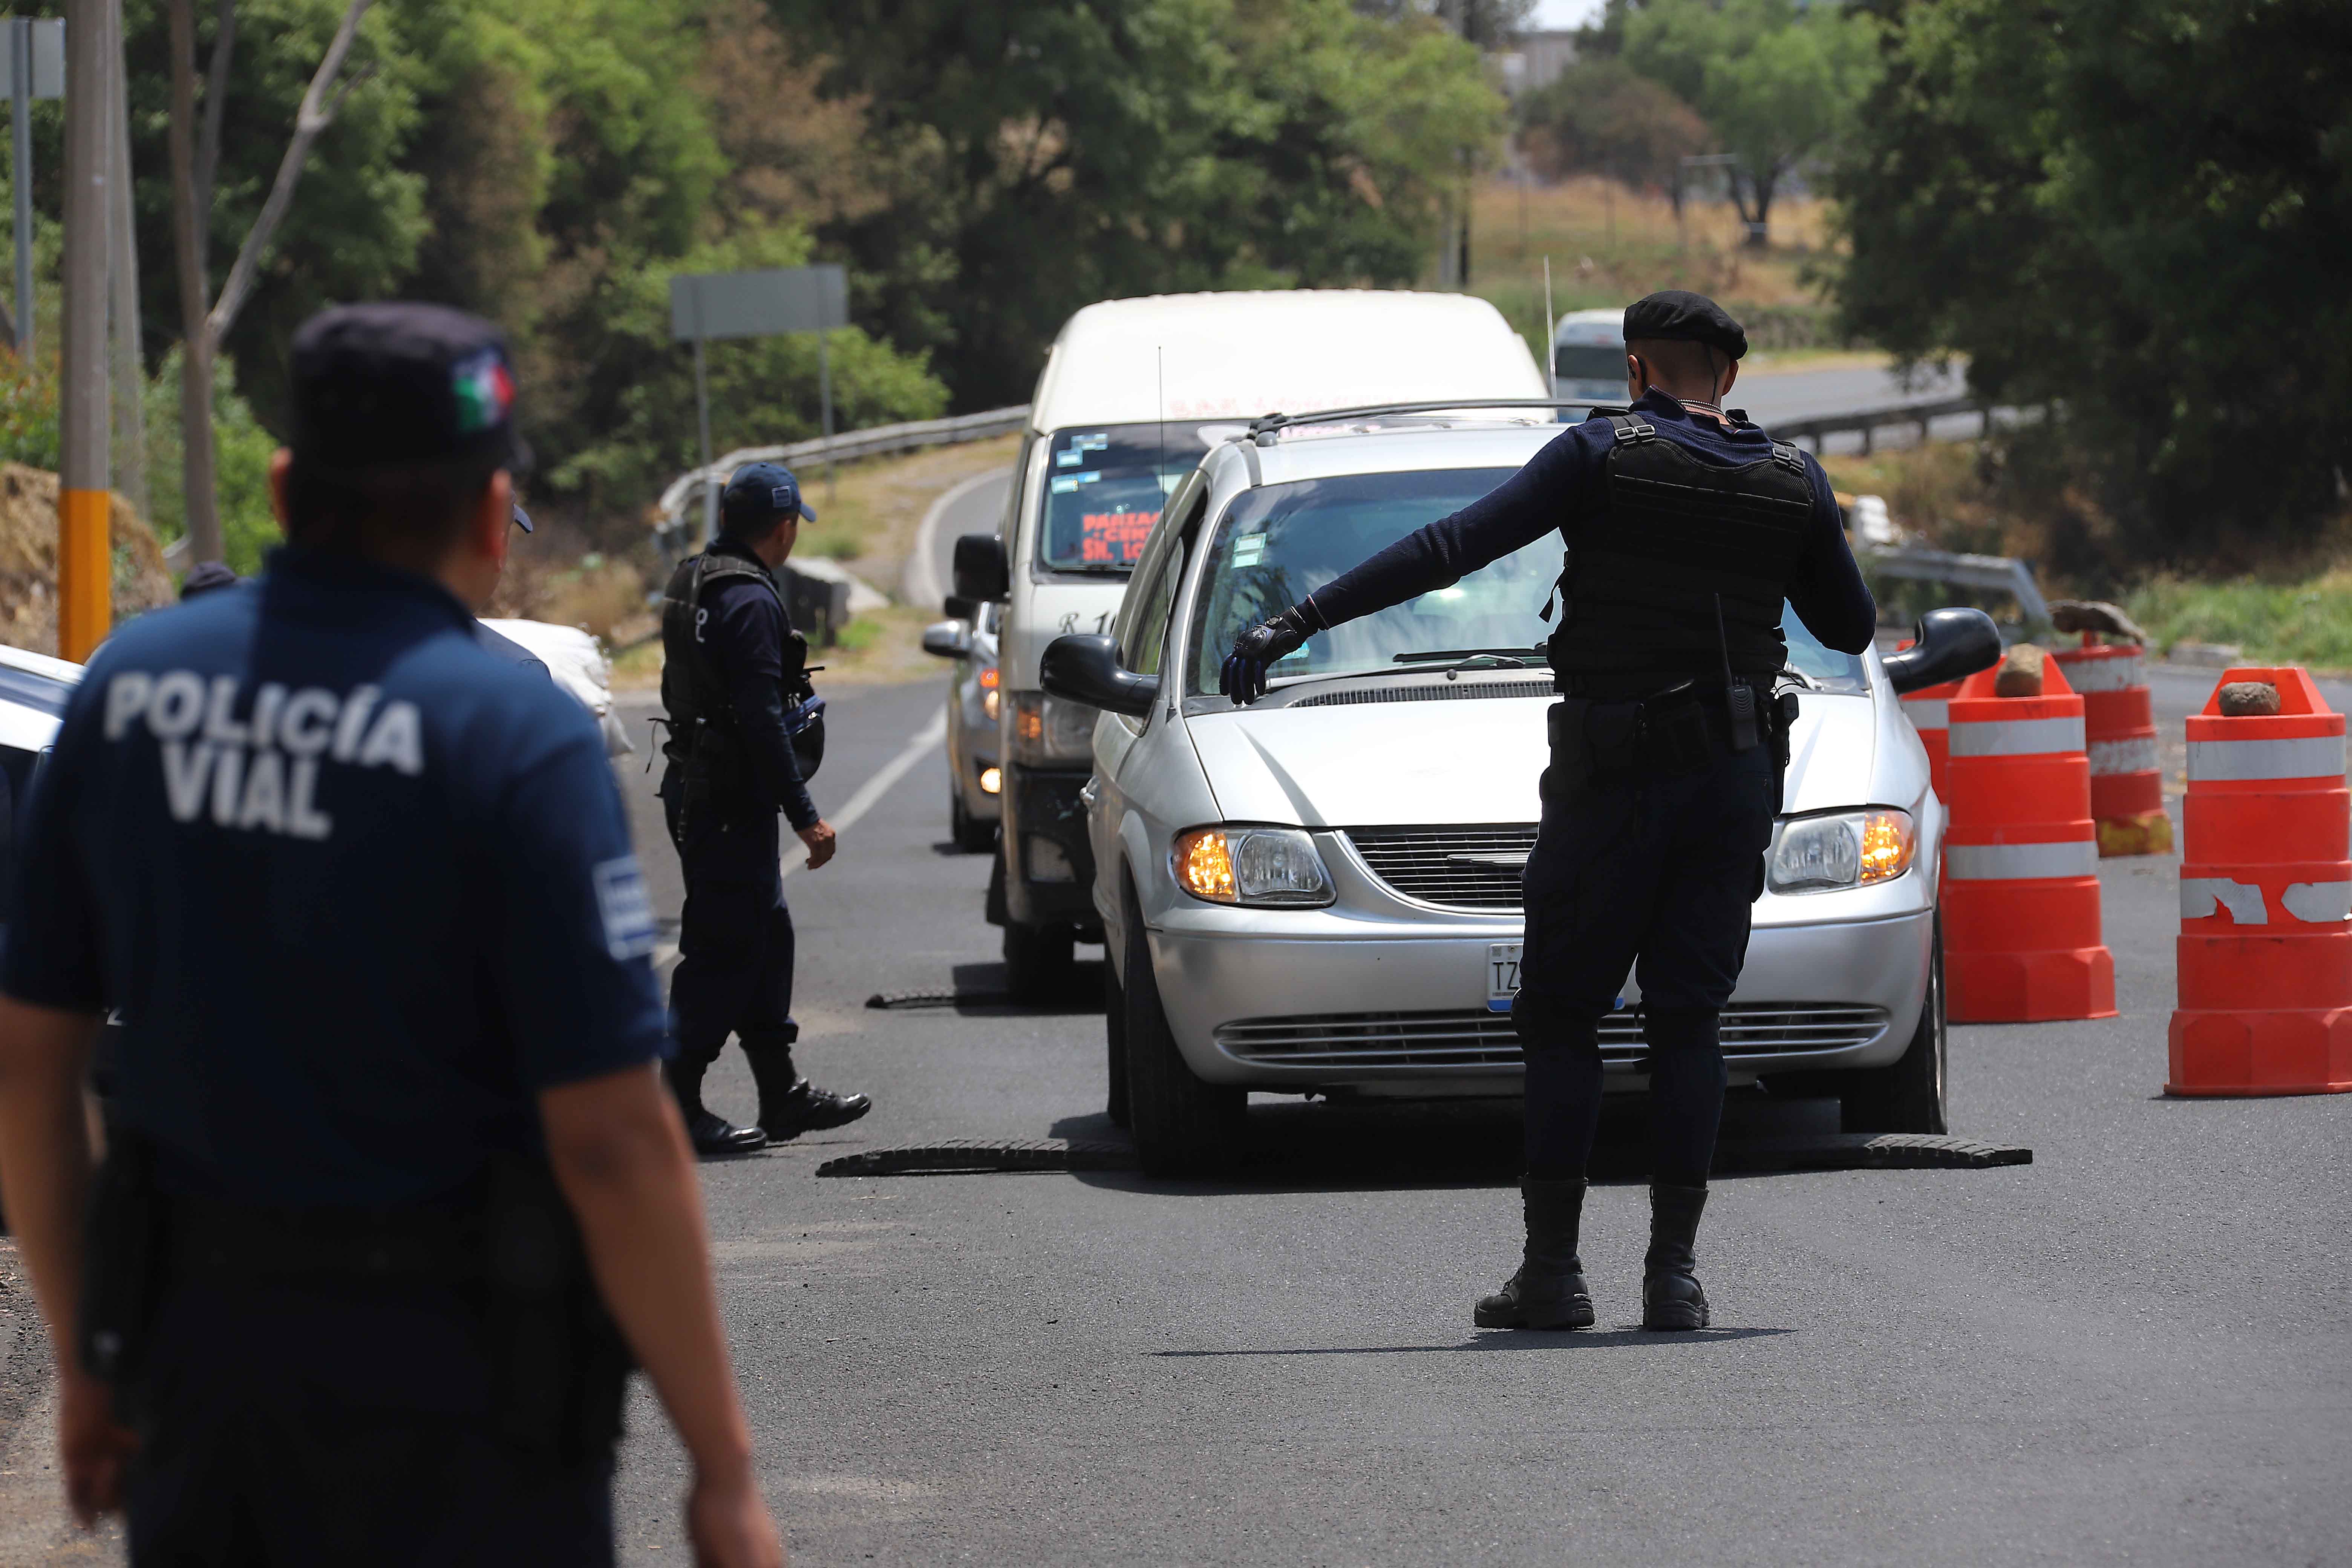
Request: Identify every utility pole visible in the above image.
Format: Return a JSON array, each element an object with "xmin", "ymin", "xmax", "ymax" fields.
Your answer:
[
  {"xmin": 106, "ymin": 0, "xmax": 145, "ymax": 520},
  {"xmin": 59, "ymin": 0, "xmax": 108, "ymax": 660}
]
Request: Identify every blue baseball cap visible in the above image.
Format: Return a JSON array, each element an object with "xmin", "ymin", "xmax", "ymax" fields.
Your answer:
[
  {"xmin": 721, "ymin": 461, "xmax": 817, "ymax": 528},
  {"xmin": 289, "ymin": 302, "xmax": 530, "ymax": 473}
]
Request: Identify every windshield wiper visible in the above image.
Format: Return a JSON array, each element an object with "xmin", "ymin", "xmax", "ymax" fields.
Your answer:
[
  {"xmin": 1776, "ymin": 663, "xmax": 1819, "ymax": 691},
  {"xmin": 1393, "ymin": 647, "xmax": 1542, "ymax": 666}
]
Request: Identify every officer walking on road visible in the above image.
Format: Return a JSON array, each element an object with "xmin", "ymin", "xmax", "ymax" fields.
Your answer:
[
  {"xmin": 1223, "ymin": 292, "xmax": 1877, "ymax": 1331},
  {"xmin": 0, "ymin": 303, "xmax": 785, "ymax": 1564},
  {"xmin": 658, "ymin": 462, "xmax": 871, "ymax": 1157}
]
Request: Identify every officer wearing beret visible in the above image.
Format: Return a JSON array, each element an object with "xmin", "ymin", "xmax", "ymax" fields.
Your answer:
[
  {"xmin": 1223, "ymin": 291, "xmax": 1876, "ymax": 1331},
  {"xmin": 0, "ymin": 303, "xmax": 784, "ymax": 1565},
  {"xmin": 658, "ymin": 461, "xmax": 870, "ymax": 1157}
]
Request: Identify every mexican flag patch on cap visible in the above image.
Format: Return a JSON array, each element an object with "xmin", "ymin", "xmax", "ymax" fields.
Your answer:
[{"xmin": 452, "ymin": 349, "xmax": 514, "ymax": 434}]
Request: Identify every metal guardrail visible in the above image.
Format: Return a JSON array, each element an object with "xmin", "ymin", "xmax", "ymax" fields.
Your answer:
[
  {"xmin": 1772, "ymin": 395, "xmax": 1993, "ymax": 455},
  {"xmin": 655, "ymin": 405, "xmax": 1030, "ymax": 543}
]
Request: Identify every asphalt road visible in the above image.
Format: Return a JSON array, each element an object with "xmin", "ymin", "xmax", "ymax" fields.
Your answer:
[{"xmin": 606, "ymin": 665, "xmax": 2350, "ymax": 1566}]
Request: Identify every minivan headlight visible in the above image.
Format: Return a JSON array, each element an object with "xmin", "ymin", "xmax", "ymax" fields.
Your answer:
[
  {"xmin": 1173, "ymin": 826, "xmax": 1334, "ymax": 907},
  {"xmin": 1007, "ymin": 692, "xmax": 1096, "ymax": 765},
  {"xmin": 1767, "ymin": 808, "xmax": 1916, "ymax": 893}
]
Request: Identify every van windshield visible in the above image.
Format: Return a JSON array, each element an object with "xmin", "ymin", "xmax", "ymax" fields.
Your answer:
[
  {"xmin": 1037, "ymin": 423, "xmax": 1215, "ymax": 574},
  {"xmin": 1186, "ymin": 468, "xmax": 1870, "ymax": 696}
]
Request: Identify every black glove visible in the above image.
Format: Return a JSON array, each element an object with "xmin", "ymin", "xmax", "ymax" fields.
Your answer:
[{"xmin": 1220, "ymin": 604, "xmax": 1318, "ymax": 704}]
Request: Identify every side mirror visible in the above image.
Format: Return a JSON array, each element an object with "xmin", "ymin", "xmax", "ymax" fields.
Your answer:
[
  {"xmin": 920, "ymin": 620, "xmax": 973, "ymax": 660},
  {"xmin": 942, "ymin": 593, "xmax": 980, "ymax": 623},
  {"xmin": 1040, "ymin": 634, "xmax": 1157, "ymax": 719},
  {"xmin": 953, "ymin": 533, "xmax": 1009, "ymax": 602},
  {"xmin": 1881, "ymin": 606, "xmax": 2003, "ymax": 695}
]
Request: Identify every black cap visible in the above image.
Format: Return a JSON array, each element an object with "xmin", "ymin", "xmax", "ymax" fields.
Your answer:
[
  {"xmin": 721, "ymin": 461, "xmax": 818, "ymax": 527},
  {"xmin": 289, "ymin": 302, "xmax": 530, "ymax": 473},
  {"xmin": 1622, "ymin": 290, "xmax": 1748, "ymax": 361},
  {"xmin": 180, "ymin": 561, "xmax": 240, "ymax": 600}
]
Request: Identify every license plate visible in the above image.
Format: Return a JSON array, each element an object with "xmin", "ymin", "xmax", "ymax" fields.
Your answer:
[{"xmin": 1487, "ymin": 942, "xmax": 1522, "ymax": 1013}]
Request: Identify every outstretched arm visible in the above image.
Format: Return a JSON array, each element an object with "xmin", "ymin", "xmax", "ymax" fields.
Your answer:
[{"xmin": 1222, "ymin": 424, "xmax": 1604, "ymax": 701}]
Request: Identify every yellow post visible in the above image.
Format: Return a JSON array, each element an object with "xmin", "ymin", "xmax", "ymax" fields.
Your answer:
[
  {"xmin": 58, "ymin": 487, "xmax": 109, "ymax": 661},
  {"xmin": 58, "ymin": 0, "xmax": 110, "ymax": 661}
]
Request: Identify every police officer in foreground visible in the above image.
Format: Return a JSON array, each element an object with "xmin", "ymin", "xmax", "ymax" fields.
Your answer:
[
  {"xmin": 658, "ymin": 462, "xmax": 870, "ymax": 1157},
  {"xmin": 0, "ymin": 303, "xmax": 784, "ymax": 1564},
  {"xmin": 1223, "ymin": 292, "xmax": 1876, "ymax": 1331}
]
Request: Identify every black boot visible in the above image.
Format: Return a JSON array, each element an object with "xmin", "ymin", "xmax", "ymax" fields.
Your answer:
[
  {"xmin": 1475, "ymin": 1178, "xmax": 1594, "ymax": 1330},
  {"xmin": 665, "ymin": 1058, "xmax": 767, "ymax": 1158},
  {"xmin": 1642, "ymin": 1183, "xmax": 1711, "ymax": 1331},
  {"xmin": 744, "ymin": 1030, "xmax": 872, "ymax": 1142}
]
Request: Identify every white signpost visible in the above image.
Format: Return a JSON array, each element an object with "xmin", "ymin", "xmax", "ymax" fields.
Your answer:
[
  {"xmin": 669, "ymin": 265, "xmax": 849, "ymax": 542},
  {"xmin": 0, "ymin": 17, "xmax": 64, "ymax": 354}
]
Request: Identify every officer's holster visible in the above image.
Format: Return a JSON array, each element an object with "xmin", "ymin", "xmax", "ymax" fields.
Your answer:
[{"xmin": 89, "ymin": 1149, "xmax": 633, "ymax": 1467}]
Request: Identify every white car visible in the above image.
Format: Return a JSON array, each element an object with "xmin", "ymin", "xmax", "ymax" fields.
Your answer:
[
  {"xmin": 1552, "ymin": 307, "xmax": 1629, "ymax": 403},
  {"xmin": 1041, "ymin": 408, "xmax": 1997, "ymax": 1174},
  {"xmin": 921, "ymin": 600, "xmax": 1003, "ymax": 853}
]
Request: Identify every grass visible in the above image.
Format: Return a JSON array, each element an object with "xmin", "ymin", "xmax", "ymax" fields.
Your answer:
[
  {"xmin": 2124, "ymin": 573, "xmax": 2352, "ymax": 671},
  {"xmin": 1463, "ymin": 176, "xmax": 1844, "ymax": 368}
]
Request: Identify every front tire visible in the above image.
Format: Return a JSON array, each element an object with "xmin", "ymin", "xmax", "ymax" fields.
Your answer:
[
  {"xmin": 1122, "ymin": 879, "xmax": 1244, "ymax": 1176},
  {"xmin": 1840, "ymin": 913, "xmax": 1949, "ymax": 1135},
  {"xmin": 1003, "ymin": 920, "xmax": 1075, "ymax": 1003},
  {"xmin": 950, "ymin": 786, "xmax": 995, "ymax": 854},
  {"xmin": 1104, "ymin": 956, "xmax": 1131, "ymax": 1128}
]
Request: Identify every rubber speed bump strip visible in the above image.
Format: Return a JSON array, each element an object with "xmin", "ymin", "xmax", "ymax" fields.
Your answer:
[
  {"xmin": 816, "ymin": 1132, "xmax": 2029, "ymax": 1178},
  {"xmin": 1761, "ymin": 1133, "xmax": 2032, "ymax": 1170},
  {"xmin": 865, "ymin": 988, "xmax": 1009, "ymax": 1010},
  {"xmin": 817, "ymin": 1138, "xmax": 1137, "ymax": 1176}
]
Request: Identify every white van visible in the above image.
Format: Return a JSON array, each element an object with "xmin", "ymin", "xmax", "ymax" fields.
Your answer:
[
  {"xmin": 1552, "ymin": 307, "xmax": 1628, "ymax": 403},
  {"xmin": 951, "ymin": 289, "xmax": 1548, "ymax": 997}
]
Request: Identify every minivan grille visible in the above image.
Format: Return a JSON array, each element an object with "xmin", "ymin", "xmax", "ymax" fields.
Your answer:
[
  {"xmin": 1291, "ymin": 678, "xmax": 1552, "ymax": 709},
  {"xmin": 1215, "ymin": 1004, "xmax": 1890, "ymax": 1070},
  {"xmin": 1346, "ymin": 824, "xmax": 1539, "ymax": 910}
]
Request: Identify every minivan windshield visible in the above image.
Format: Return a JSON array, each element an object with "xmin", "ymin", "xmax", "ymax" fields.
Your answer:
[
  {"xmin": 1037, "ymin": 423, "xmax": 1214, "ymax": 574},
  {"xmin": 1186, "ymin": 469, "xmax": 1868, "ymax": 696}
]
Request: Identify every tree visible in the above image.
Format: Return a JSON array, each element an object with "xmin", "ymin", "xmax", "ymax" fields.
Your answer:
[
  {"xmin": 1623, "ymin": 0, "xmax": 1876, "ymax": 245},
  {"xmin": 772, "ymin": 0, "xmax": 1502, "ymax": 409},
  {"xmin": 1516, "ymin": 56, "xmax": 1710, "ymax": 193},
  {"xmin": 151, "ymin": 0, "xmax": 416, "ymax": 563},
  {"xmin": 1831, "ymin": 0, "xmax": 2352, "ymax": 564}
]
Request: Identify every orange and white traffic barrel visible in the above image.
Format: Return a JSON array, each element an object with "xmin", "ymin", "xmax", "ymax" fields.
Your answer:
[
  {"xmin": 1942, "ymin": 659, "xmax": 2118, "ymax": 1022},
  {"xmin": 2050, "ymin": 639, "xmax": 2170, "ymax": 856},
  {"xmin": 1899, "ymin": 674, "xmax": 1961, "ymax": 802},
  {"xmin": 2168, "ymin": 667, "xmax": 2352, "ymax": 1096}
]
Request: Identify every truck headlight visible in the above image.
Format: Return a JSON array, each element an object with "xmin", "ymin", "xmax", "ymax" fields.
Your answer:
[
  {"xmin": 1008, "ymin": 692, "xmax": 1095, "ymax": 765},
  {"xmin": 1173, "ymin": 826, "xmax": 1334, "ymax": 907},
  {"xmin": 1767, "ymin": 808, "xmax": 1916, "ymax": 894}
]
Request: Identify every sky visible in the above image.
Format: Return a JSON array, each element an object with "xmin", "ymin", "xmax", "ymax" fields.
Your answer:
[{"xmin": 1528, "ymin": 0, "xmax": 1606, "ymax": 29}]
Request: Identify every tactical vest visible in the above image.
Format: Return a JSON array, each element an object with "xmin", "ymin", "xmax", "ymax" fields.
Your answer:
[
  {"xmin": 659, "ymin": 547, "xmax": 822, "ymax": 796},
  {"xmin": 1545, "ymin": 414, "xmax": 1814, "ymax": 688}
]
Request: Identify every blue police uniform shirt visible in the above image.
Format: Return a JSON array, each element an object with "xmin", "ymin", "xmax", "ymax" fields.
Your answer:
[
  {"xmin": 0, "ymin": 547, "xmax": 669, "ymax": 1208},
  {"xmin": 1304, "ymin": 389, "xmax": 1877, "ymax": 654}
]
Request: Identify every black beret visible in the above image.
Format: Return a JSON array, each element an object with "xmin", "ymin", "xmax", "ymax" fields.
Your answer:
[
  {"xmin": 1622, "ymin": 290, "xmax": 1748, "ymax": 361},
  {"xmin": 290, "ymin": 302, "xmax": 530, "ymax": 473}
]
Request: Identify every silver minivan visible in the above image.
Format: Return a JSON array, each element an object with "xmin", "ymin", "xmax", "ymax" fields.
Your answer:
[{"xmin": 1043, "ymin": 407, "xmax": 1997, "ymax": 1174}]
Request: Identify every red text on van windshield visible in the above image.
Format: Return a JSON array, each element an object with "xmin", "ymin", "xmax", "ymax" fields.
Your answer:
[{"xmin": 1080, "ymin": 511, "xmax": 1158, "ymax": 564}]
